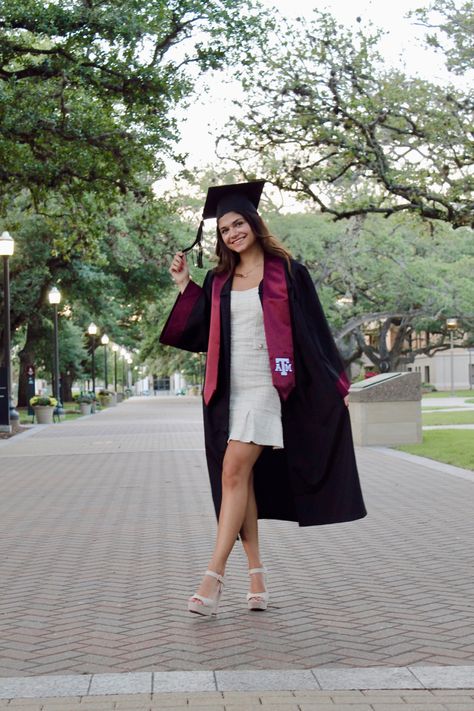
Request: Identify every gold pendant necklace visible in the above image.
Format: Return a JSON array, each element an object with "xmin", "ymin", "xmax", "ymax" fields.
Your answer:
[{"xmin": 234, "ymin": 262, "xmax": 263, "ymax": 279}]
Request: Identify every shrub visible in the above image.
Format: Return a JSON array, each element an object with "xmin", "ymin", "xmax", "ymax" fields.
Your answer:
[{"xmin": 30, "ymin": 395, "xmax": 58, "ymax": 407}]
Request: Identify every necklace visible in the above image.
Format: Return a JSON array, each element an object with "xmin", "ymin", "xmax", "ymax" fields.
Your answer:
[{"xmin": 234, "ymin": 261, "xmax": 263, "ymax": 279}]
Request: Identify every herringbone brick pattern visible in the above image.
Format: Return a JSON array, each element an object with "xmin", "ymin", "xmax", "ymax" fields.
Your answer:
[{"xmin": 0, "ymin": 397, "xmax": 473, "ymax": 676}]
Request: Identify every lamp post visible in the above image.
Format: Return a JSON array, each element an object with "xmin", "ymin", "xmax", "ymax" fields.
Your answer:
[
  {"xmin": 127, "ymin": 355, "xmax": 133, "ymax": 391},
  {"xmin": 112, "ymin": 343, "xmax": 119, "ymax": 392},
  {"xmin": 88, "ymin": 322, "xmax": 98, "ymax": 394},
  {"xmin": 48, "ymin": 286, "xmax": 64, "ymax": 416},
  {"xmin": 469, "ymin": 347, "xmax": 473, "ymax": 391},
  {"xmin": 0, "ymin": 231, "xmax": 19, "ymax": 432},
  {"xmin": 101, "ymin": 333, "xmax": 109, "ymax": 389},
  {"xmin": 120, "ymin": 347, "xmax": 127, "ymax": 392},
  {"xmin": 446, "ymin": 318, "xmax": 459, "ymax": 395}
]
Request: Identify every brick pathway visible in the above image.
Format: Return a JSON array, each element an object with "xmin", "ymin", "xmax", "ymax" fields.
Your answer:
[
  {"xmin": 0, "ymin": 396, "xmax": 473, "ymax": 679},
  {"xmin": 1, "ymin": 688, "xmax": 474, "ymax": 710}
]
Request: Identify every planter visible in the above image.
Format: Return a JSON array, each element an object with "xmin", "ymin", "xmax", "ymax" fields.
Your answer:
[
  {"xmin": 79, "ymin": 403, "xmax": 92, "ymax": 416},
  {"xmin": 98, "ymin": 396, "xmax": 113, "ymax": 409},
  {"xmin": 33, "ymin": 405, "xmax": 55, "ymax": 424}
]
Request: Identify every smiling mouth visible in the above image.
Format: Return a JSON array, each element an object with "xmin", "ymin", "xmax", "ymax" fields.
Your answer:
[{"xmin": 231, "ymin": 236, "xmax": 245, "ymax": 244}]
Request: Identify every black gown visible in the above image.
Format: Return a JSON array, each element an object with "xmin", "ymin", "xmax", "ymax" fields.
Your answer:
[{"xmin": 160, "ymin": 258, "xmax": 367, "ymax": 527}]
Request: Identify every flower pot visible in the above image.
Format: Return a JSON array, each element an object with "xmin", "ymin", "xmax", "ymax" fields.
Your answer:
[
  {"xmin": 34, "ymin": 405, "xmax": 55, "ymax": 424},
  {"xmin": 79, "ymin": 403, "xmax": 92, "ymax": 416},
  {"xmin": 98, "ymin": 397, "xmax": 112, "ymax": 408}
]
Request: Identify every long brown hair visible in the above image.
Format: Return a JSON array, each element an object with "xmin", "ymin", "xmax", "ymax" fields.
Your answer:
[{"xmin": 214, "ymin": 211, "xmax": 292, "ymax": 274}]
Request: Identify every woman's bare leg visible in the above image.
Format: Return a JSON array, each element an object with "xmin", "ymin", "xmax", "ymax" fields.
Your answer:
[
  {"xmin": 240, "ymin": 472, "xmax": 266, "ymax": 595},
  {"xmin": 191, "ymin": 440, "xmax": 263, "ymax": 601}
]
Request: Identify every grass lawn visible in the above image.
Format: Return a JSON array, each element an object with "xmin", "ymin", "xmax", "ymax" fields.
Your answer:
[
  {"xmin": 422, "ymin": 389, "xmax": 474, "ymax": 398},
  {"xmin": 422, "ymin": 411, "xmax": 474, "ymax": 426},
  {"xmin": 396, "ymin": 430, "xmax": 474, "ymax": 470}
]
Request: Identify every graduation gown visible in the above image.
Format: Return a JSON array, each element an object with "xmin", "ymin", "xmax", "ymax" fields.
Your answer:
[{"xmin": 160, "ymin": 257, "xmax": 367, "ymax": 527}]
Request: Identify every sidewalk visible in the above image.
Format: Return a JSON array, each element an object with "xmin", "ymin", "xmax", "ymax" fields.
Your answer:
[
  {"xmin": 1, "ymin": 682, "xmax": 474, "ymax": 710},
  {"xmin": 0, "ymin": 397, "xmax": 473, "ymax": 709}
]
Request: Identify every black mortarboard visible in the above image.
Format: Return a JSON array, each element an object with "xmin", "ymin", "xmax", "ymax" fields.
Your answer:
[{"xmin": 182, "ymin": 180, "xmax": 265, "ymax": 268}]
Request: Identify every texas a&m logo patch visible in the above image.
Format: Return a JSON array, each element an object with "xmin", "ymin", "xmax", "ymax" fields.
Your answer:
[{"xmin": 274, "ymin": 357, "xmax": 293, "ymax": 377}]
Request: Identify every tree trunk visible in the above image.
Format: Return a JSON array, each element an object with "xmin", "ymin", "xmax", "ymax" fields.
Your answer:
[
  {"xmin": 17, "ymin": 316, "xmax": 44, "ymax": 407},
  {"xmin": 60, "ymin": 371, "xmax": 73, "ymax": 403}
]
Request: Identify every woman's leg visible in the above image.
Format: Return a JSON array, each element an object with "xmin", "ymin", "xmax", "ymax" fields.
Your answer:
[
  {"xmin": 240, "ymin": 472, "xmax": 266, "ymax": 595},
  {"xmin": 191, "ymin": 440, "xmax": 263, "ymax": 601}
]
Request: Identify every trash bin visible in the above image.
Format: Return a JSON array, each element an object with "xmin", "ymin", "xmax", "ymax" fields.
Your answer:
[{"xmin": 349, "ymin": 372, "xmax": 422, "ymax": 446}]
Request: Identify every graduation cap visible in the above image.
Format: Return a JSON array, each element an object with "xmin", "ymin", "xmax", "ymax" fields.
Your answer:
[{"xmin": 182, "ymin": 180, "xmax": 265, "ymax": 267}]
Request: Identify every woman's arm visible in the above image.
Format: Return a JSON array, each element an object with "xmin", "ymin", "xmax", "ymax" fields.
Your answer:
[
  {"xmin": 159, "ymin": 256, "xmax": 212, "ymax": 353},
  {"xmin": 169, "ymin": 251, "xmax": 191, "ymax": 294}
]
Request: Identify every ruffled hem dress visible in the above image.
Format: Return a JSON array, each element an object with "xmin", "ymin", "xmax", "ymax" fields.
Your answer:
[{"xmin": 228, "ymin": 286, "xmax": 284, "ymax": 448}]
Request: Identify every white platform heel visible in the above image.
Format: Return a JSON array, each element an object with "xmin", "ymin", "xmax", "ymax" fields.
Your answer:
[
  {"xmin": 247, "ymin": 567, "xmax": 269, "ymax": 611},
  {"xmin": 188, "ymin": 570, "xmax": 224, "ymax": 617}
]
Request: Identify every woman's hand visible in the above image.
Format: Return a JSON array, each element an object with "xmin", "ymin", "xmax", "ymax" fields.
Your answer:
[
  {"xmin": 344, "ymin": 395, "xmax": 349, "ymax": 408},
  {"xmin": 169, "ymin": 251, "xmax": 190, "ymax": 293}
]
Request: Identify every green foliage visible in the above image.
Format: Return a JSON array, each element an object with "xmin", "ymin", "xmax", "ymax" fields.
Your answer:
[
  {"xmin": 0, "ymin": 0, "xmax": 270, "ymax": 204},
  {"xmin": 218, "ymin": 8, "xmax": 474, "ymax": 228},
  {"xmin": 30, "ymin": 395, "xmax": 57, "ymax": 406},
  {"xmin": 74, "ymin": 393, "xmax": 93, "ymax": 404},
  {"xmin": 267, "ymin": 208, "xmax": 474, "ymax": 369},
  {"xmin": 0, "ymin": 0, "xmax": 272, "ymax": 398},
  {"xmin": 411, "ymin": 0, "xmax": 474, "ymax": 75}
]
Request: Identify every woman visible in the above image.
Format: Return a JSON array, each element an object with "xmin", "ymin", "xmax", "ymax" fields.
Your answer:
[{"xmin": 160, "ymin": 181, "xmax": 366, "ymax": 617}]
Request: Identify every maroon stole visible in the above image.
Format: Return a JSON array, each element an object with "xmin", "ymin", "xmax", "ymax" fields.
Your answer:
[
  {"xmin": 336, "ymin": 371, "xmax": 351, "ymax": 397},
  {"xmin": 203, "ymin": 254, "xmax": 296, "ymax": 406}
]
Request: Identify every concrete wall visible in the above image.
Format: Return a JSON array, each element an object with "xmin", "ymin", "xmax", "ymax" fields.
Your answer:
[
  {"xmin": 349, "ymin": 372, "xmax": 422, "ymax": 446},
  {"xmin": 409, "ymin": 347, "xmax": 474, "ymax": 391},
  {"xmin": 350, "ymin": 400, "xmax": 422, "ymax": 446}
]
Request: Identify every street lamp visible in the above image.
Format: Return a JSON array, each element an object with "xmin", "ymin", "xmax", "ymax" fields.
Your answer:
[
  {"xmin": 127, "ymin": 356, "xmax": 133, "ymax": 391},
  {"xmin": 120, "ymin": 347, "xmax": 127, "ymax": 392},
  {"xmin": 0, "ymin": 231, "xmax": 19, "ymax": 432},
  {"xmin": 48, "ymin": 286, "xmax": 64, "ymax": 416},
  {"xmin": 101, "ymin": 333, "xmax": 109, "ymax": 389},
  {"xmin": 446, "ymin": 317, "xmax": 459, "ymax": 395},
  {"xmin": 88, "ymin": 322, "xmax": 98, "ymax": 394},
  {"xmin": 112, "ymin": 343, "xmax": 119, "ymax": 392}
]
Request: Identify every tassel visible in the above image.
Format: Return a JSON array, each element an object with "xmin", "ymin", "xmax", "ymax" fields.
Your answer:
[{"xmin": 182, "ymin": 220, "xmax": 204, "ymax": 268}]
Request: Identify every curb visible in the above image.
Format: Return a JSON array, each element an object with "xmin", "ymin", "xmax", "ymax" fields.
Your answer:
[
  {"xmin": 0, "ymin": 666, "xmax": 474, "ymax": 699},
  {"xmin": 370, "ymin": 446, "xmax": 474, "ymax": 482}
]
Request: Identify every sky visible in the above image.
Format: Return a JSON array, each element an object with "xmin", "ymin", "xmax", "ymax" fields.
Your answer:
[{"xmin": 168, "ymin": 0, "xmax": 451, "ymax": 175}]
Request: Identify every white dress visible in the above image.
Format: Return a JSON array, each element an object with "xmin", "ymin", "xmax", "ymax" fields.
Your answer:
[{"xmin": 228, "ymin": 286, "xmax": 284, "ymax": 448}]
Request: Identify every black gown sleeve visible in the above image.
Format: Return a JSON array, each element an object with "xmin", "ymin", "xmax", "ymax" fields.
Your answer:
[
  {"xmin": 293, "ymin": 262, "xmax": 350, "ymax": 397},
  {"xmin": 159, "ymin": 271, "xmax": 212, "ymax": 353}
]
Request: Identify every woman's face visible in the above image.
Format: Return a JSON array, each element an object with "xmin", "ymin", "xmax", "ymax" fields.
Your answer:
[{"xmin": 218, "ymin": 211, "xmax": 257, "ymax": 254}]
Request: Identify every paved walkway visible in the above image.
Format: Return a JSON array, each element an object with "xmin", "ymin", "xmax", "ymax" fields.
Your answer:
[
  {"xmin": 1, "ymin": 674, "xmax": 474, "ymax": 710},
  {"xmin": 0, "ymin": 397, "xmax": 473, "ymax": 709},
  {"xmin": 423, "ymin": 424, "xmax": 474, "ymax": 429},
  {"xmin": 421, "ymin": 396, "xmax": 474, "ymax": 410}
]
